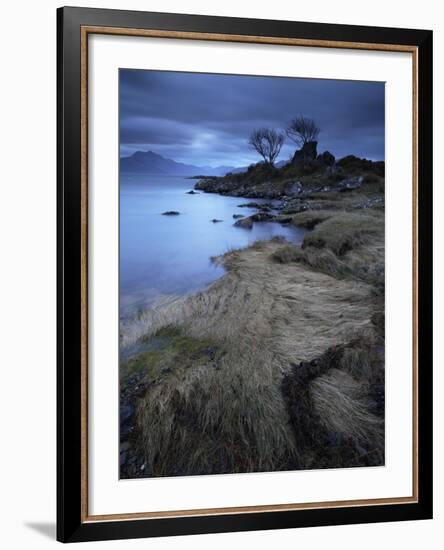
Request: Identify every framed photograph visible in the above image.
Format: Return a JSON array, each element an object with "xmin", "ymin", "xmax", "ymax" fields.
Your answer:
[{"xmin": 57, "ymin": 6, "xmax": 433, "ymax": 543}]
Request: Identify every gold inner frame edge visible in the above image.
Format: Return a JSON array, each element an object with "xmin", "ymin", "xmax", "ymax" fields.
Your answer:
[{"xmin": 79, "ymin": 25, "xmax": 419, "ymax": 523}]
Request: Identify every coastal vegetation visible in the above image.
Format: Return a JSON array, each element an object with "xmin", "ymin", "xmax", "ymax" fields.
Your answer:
[{"xmin": 120, "ymin": 131, "xmax": 385, "ymax": 478}]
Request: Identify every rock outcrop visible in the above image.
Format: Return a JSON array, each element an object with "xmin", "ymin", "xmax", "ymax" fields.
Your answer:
[
  {"xmin": 234, "ymin": 216, "xmax": 253, "ymax": 229},
  {"xmin": 317, "ymin": 150, "xmax": 335, "ymax": 166},
  {"xmin": 194, "ymin": 148, "xmax": 383, "ymax": 201},
  {"xmin": 291, "ymin": 141, "xmax": 318, "ymax": 164}
]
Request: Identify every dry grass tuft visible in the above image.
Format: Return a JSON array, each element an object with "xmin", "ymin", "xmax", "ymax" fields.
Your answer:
[
  {"xmin": 281, "ymin": 334, "xmax": 384, "ymax": 470},
  {"xmin": 289, "ymin": 209, "xmax": 334, "ymax": 229},
  {"xmin": 310, "ymin": 368, "xmax": 384, "ymax": 466},
  {"xmin": 136, "ymin": 335, "xmax": 297, "ymax": 476},
  {"xmin": 272, "ymin": 242, "xmax": 383, "ymax": 286},
  {"xmin": 273, "ymin": 207, "xmax": 385, "ymax": 289},
  {"xmin": 303, "ymin": 211, "xmax": 383, "ymax": 256}
]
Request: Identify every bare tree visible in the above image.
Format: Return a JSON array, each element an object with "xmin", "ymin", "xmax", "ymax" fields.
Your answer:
[
  {"xmin": 248, "ymin": 128, "xmax": 285, "ymax": 166},
  {"xmin": 286, "ymin": 116, "xmax": 320, "ymax": 148}
]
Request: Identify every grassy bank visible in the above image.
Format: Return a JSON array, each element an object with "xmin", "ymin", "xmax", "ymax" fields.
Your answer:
[{"xmin": 120, "ymin": 182, "xmax": 385, "ymax": 476}]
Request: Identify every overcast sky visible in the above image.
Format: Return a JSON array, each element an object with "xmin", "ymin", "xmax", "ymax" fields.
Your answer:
[{"xmin": 120, "ymin": 69, "xmax": 385, "ymax": 167}]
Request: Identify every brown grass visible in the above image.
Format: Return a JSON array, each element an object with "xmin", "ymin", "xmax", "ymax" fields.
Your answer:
[
  {"xmin": 303, "ymin": 211, "xmax": 383, "ymax": 256},
  {"xmin": 273, "ymin": 208, "xmax": 385, "ymax": 289},
  {"xmin": 281, "ymin": 330, "xmax": 384, "ymax": 470},
  {"xmin": 120, "ymin": 235, "xmax": 383, "ymax": 477},
  {"xmin": 135, "ymin": 334, "xmax": 296, "ymax": 476},
  {"xmin": 289, "ymin": 209, "xmax": 335, "ymax": 229}
]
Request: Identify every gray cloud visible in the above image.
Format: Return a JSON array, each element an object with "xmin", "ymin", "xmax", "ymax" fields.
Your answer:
[{"xmin": 120, "ymin": 69, "xmax": 384, "ymax": 166}]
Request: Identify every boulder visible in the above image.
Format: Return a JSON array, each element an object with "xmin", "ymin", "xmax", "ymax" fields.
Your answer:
[
  {"xmin": 272, "ymin": 215, "xmax": 294, "ymax": 224},
  {"xmin": 291, "ymin": 141, "xmax": 318, "ymax": 164},
  {"xmin": 286, "ymin": 181, "xmax": 303, "ymax": 195},
  {"xmin": 211, "ymin": 219, "xmax": 223, "ymax": 223},
  {"xmin": 250, "ymin": 212, "xmax": 273, "ymax": 222},
  {"xmin": 281, "ymin": 199, "xmax": 311, "ymax": 215},
  {"xmin": 233, "ymin": 214, "xmax": 244, "ymax": 219},
  {"xmin": 162, "ymin": 211, "xmax": 180, "ymax": 216},
  {"xmin": 234, "ymin": 216, "xmax": 253, "ymax": 229},
  {"xmin": 317, "ymin": 151, "xmax": 335, "ymax": 166},
  {"xmin": 336, "ymin": 155, "xmax": 385, "ymax": 177},
  {"xmin": 194, "ymin": 176, "xmax": 240, "ymax": 194},
  {"xmin": 238, "ymin": 201, "xmax": 268, "ymax": 208},
  {"xmin": 355, "ymin": 196, "xmax": 384, "ymax": 209},
  {"xmin": 325, "ymin": 164, "xmax": 345, "ymax": 179},
  {"xmin": 186, "ymin": 190, "xmax": 199, "ymax": 194},
  {"xmin": 337, "ymin": 176, "xmax": 364, "ymax": 191}
]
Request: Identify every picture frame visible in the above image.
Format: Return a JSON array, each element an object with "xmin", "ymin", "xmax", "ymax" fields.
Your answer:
[{"xmin": 57, "ymin": 6, "xmax": 433, "ymax": 543}]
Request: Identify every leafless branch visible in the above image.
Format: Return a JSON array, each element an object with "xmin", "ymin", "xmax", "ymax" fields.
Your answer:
[
  {"xmin": 248, "ymin": 128, "xmax": 285, "ymax": 165},
  {"xmin": 286, "ymin": 116, "xmax": 320, "ymax": 148}
]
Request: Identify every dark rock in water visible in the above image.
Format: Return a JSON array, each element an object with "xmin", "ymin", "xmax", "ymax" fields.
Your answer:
[
  {"xmin": 233, "ymin": 214, "xmax": 244, "ymax": 219},
  {"xmin": 233, "ymin": 212, "xmax": 272, "ymax": 229},
  {"xmin": 186, "ymin": 190, "xmax": 199, "ymax": 194},
  {"xmin": 237, "ymin": 201, "xmax": 271, "ymax": 209},
  {"xmin": 234, "ymin": 216, "xmax": 253, "ymax": 229},
  {"xmin": 274, "ymin": 215, "xmax": 294, "ymax": 224},
  {"xmin": 250, "ymin": 212, "xmax": 273, "ymax": 222},
  {"xmin": 211, "ymin": 219, "xmax": 223, "ymax": 223},
  {"xmin": 162, "ymin": 210, "xmax": 180, "ymax": 216},
  {"xmin": 317, "ymin": 150, "xmax": 336, "ymax": 166},
  {"xmin": 291, "ymin": 141, "xmax": 318, "ymax": 164}
]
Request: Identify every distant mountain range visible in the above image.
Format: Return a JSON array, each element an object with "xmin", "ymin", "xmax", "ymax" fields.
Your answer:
[{"xmin": 120, "ymin": 150, "xmax": 245, "ymax": 177}]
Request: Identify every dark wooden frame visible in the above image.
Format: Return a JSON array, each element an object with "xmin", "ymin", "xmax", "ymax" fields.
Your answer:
[{"xmin": 57, "ymin": 6, "xmax": 433, "ymax": 543}]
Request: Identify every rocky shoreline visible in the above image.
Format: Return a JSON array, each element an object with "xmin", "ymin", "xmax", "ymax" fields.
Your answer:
[
  {"xmin": 119, "ymin": 145, "xmax": 386, "ymax": 478},
  {"xmin": 193, "ymin": 143, "xmax": 384, "ymax": 229}
]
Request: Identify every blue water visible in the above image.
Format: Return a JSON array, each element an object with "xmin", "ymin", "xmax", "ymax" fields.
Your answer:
[{"xmin": 120, "ymin": 174, "xmax": 305, "ymax": 317}]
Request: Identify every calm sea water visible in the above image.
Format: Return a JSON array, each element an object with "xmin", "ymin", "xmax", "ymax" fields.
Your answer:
[{"xmin": 120, "ymin": 174, "xmax": 305, "ymax": 317}]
